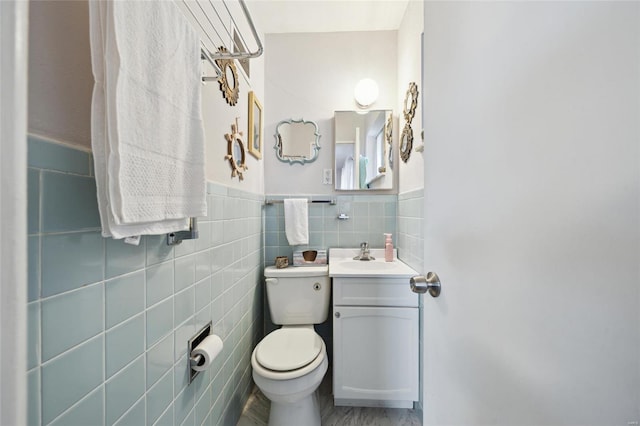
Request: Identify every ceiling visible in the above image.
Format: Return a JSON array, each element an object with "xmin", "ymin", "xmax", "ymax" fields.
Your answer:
[{"xmin": 245, "ymin": 0, "xmax": 411, "ymax": 34}]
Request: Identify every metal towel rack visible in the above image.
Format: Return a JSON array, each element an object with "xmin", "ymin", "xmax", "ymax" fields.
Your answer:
[
  {"xmin": 176, "ymin": 0, "xmax": 263, "ymax": 80},
  {"xmin": 265, "ymin": 199, "xmax": 337, "ymax": 205}
]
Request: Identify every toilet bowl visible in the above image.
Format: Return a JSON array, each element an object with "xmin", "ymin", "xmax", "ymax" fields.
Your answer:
[
  {"xmin": 251, "ymin": 326, "xmax": 328, "ymax": 425},
  {"xmin": 252, "ymin": 265, "xmax": 331, "ymax": 426}
]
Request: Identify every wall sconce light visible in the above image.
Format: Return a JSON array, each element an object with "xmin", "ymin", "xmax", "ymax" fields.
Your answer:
[{"xmin": 354, "ymin": 78, "xmax": 379, "ymax": 109}]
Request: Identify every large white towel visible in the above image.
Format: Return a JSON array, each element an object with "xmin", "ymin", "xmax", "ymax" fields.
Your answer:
[
  {"xmin": 284, "ymin": 199, "xmax": 309, "ymax": 246},
  {"xmin": 89, "ymin": 1, "xmax": 206, "ymax": 239}
]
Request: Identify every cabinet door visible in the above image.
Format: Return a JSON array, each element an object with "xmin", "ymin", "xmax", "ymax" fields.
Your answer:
[{"xmin": 333, "ymin": 306, "xmax": 419, "ymax": 402}]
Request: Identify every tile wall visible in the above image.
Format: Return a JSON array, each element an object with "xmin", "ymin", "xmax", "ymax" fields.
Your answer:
[
  {"xmin": 263, "ymin": 194, "xmax": 398, "ymax": 267},
  {"xmin": 397, "ymin": 189, "xmax": 424, "ymax": 274},
  {"xmin": 262, "ymin": 194, "xmax": 398, "ymax": 352},
  {"xmin": 27, "ymin": 136, "xmax": 263, "ymax": 426}
]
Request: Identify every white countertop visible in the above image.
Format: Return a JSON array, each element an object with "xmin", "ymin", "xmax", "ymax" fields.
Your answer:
[{"xmin": 328, "ymin": 248, "xmax": 418, "ymax": 278}]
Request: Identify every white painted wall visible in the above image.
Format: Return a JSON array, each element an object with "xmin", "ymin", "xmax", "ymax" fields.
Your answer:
[
  {"xmin": 27, "ymin": 0, "xmax": 266, "ymax": 193},
  {"xmin": 264, "ymin": 31, "xmax": 397, "ymax": 195},
  {"xmin": 28, "ymin": 0, "xmax": 93, "ymax": 148},
  {"xmin": 422, "ymin": 1, "xmax": 640, "ymax": 423},
  {"xmin": 397, "ymin": 0, "xmax": 423, "ymax": 195}
]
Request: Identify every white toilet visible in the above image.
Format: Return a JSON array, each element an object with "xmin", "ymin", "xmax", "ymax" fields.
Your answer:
[{"xmin": 251, "ymin": 265, "xmax": 331, "ymax": 426}]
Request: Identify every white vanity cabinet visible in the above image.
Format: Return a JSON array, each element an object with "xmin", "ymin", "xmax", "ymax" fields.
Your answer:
[{"xmin": 332, "ymin": 277, "xmax": 419, "ymax": 408}]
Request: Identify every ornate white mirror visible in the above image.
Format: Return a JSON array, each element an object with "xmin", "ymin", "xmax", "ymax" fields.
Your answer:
[
  {"xmin": 334, "ymin": 110, "xmax": 393, "ymax": 190},
  {"xmin": 274, "ymin": 118, "xmax": 321, "ymax": 164}
]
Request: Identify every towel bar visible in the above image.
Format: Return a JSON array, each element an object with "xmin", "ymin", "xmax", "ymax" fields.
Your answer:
[
  {"xmin": 167, "ymin": 217, "xmax": 199, "ymax": 245},
  {"xmin": 264, "ymin": 199, "xmax": 336, "ymax": 205}
]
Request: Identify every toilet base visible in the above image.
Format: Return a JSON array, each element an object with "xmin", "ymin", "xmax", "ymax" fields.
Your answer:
[{"xmin": 268, "ymin": 390, "xmax": 320, "ymax": 426}]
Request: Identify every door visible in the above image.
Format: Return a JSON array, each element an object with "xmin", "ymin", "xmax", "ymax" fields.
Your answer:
[{"xmin": 421, "ymin": 2, "xmax": 639, "ymax": 425}]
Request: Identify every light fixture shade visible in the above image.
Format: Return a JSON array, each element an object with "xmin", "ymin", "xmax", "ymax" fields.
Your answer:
[{"xmin": 354, "ymin": 78, "xmax": 379, "ymax": 108}]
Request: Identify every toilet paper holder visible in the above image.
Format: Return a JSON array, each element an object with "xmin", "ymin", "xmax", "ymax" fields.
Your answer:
[{"xmin": 188, "ymin": 321, "xmax": 212, "ymax": 384}]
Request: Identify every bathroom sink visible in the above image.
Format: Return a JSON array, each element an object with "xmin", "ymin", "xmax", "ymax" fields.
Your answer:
[{"xmin": 329, "ymin": 248, "xmax": 418, "ymax": 278}]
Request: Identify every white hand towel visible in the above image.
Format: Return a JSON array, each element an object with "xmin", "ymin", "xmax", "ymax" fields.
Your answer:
[
  {"xmin": 89, "ymin": 0, "xmax": 206, "ymax": 239},
  {"xmin": 284, "ymin": 199, "xmax": 309, "ymax": 246}
]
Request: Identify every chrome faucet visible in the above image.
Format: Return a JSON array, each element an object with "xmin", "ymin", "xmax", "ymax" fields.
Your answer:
[{"xmin": 353, "ymin": 242, "xmax": 375, "ymax": 261}]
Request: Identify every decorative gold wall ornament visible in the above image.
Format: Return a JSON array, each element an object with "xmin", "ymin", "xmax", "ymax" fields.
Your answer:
[
  {"xmin": 224, "ymin": 118, "xmax": 248, "ymax": 180},
  {"xmin": 215, "ymin": 47, "xmax": 239, "ymax": 106},
  {"xmin": 403, "ymin": 82, "xmax": 419, "ymax": 123},
  {"xmin": 400, "ymin": 122, "xmax": 413, "ymax": 163}
]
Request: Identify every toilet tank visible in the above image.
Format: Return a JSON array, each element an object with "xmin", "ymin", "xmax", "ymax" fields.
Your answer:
[{"xmin": 264, "ymin": 265, "xmax": 331, "ymax": 325}]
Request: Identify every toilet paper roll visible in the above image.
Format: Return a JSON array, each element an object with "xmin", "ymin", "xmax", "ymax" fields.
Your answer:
[{"xmin": 191, "ymin": 335, "xmax": 224, "ymax": 372}]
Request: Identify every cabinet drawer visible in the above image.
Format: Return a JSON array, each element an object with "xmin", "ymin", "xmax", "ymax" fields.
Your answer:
[{"xmin": 333, "ymin": 277, "xmax": 418, "ymax": 307}]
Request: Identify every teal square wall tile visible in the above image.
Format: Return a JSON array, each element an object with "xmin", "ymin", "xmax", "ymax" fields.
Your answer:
[
  {"xmin": 105, "ymin": 271, "xmax": 144, "ymax": 329},
  {"xmin": 211, "ymin": 221, "xmax": 224, "ymax": 246},
  {"xmin": 195, "ymin": 386, "xmax": 212, "ymax": 426},
  {"xmin": 353, "ymin": 202, "xmax": 369, "ymax": 217},
  {"xmin": 173, "ymin": 287, "xmax": 195, "ymax": 332},
  {"xmin": 106, "ymin": 238, "xmax": 146, "ymax": 279},
  {"xmin": 147, "ymin": 334, "xmax": 174, "ymax": 388},
  {"xmin": 195, "ymin": 251, "xmax": 211, "ymax": 282},
  {"xmin": 41, "ymin": 231, "xmax": 104, "ymax": 297},
  {"xmin": 42, "ymin": 283, "xmax": 103, "ymax": 361},
  {"xmin": 174, "ymin": 238, "xmax": 196, "ymax": 258},
  {"xmin": 309, "ymin": 217, "xmax": 323, "ymax": 232},
  {"xmin": 49, "ymin": 386, "xmax": 104, "ymax": 426},
  {"xmin": 385, "ymin": 201, "xmax": 397, "ymax": 217},
  {"xmin": 338, "ymin": 219, "xmax": 354, "ymax": 233},
  {"xmin": 179, "ymin": 409, "xmax": 194, "ymax": 426},
  {"xmin": 174, "ymin": 385, "xmax": 195, "ymax": 426},
  {"xmin": 28, "ymin": 136, "xmax": 91, "ymax": 175},
  {"xmin": 146, "ymin": 234, "xmax": 174, "ymax": 266},
  {"xmin": 195, "ymin": 222, "xmax": 212, "ymax": 252},
  {"xmin": 28, "ymin": 236, "xmax": 40, "ymax": 302},
  {"xmin": 210, "ymin": 195, "xmax": 224, "ymax": 221},
  {"xmin": 147, "ymin": 371, "xmax": 173, "ymax": 425},
  {"xmin": 368, "ymin": 216, "xmax": 385, "ymax": 233},
  {"xmin": 174, "ymin": 254, "xmax": 195, "ymax": 292},
  {"xmin": 41, "ymin": 171, "xmax": 100, "ymax": 232},
  {"xmin": 173, "ymin": 355, "xmax": 189, "ymax": 397},
  {"xmin": 106, "ymin": 356, "xmax": 144, "ymax": 426},
  {"xmin": 195, "ymin": 278, "xmax": 211, "ymax": 312},
  {"xmin": 146, "ymin": 261, "xmax": 174, "ymax": 307},
  {"xmin": 27, "ymin": 368, "xmax": 40, "ymax": 426},
  {"xmin": 27, "ymin": 302, "xmax": 40, "ymax": 369},
  {"xmin": 325, "ymin": 232, "xmax": 339, "ymax": 249},
  {"xmin": 146, "ymin": 298, "xmax": 174, "ymax": 348},
  {"xmin": 41, "ymin": 335, "xmax": 103, "ymax": 424},
  {"xmin": 173, "ymin": 319, "xmax": 195, "ymax": 361},
  {"xmin": 113, "ymin": 396, "xmax": 145, "ymax": 426},
  {"xmin": 28, "ymin": 168, "xmax": 40, "ymax": 234},
  {"xmin": 154, "ymin": 405, "xmax": 174, "ymax": 426},
  {"xmin": 106, "ymin": 314, "xmax": 144, "ymax": 378}
]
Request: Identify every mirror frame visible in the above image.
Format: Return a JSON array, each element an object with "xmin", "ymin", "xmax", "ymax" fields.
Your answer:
[
  {"xmin": 274, "ymin": 118, "xmax": 321, "ymax": 165},
  {"xmin": 400, "ymin": 122, "xmax": 413, "ymax": 163},
  {"xmin": 386, "ymin": 114, "xmax": 394, "ymax": 170},
  {"xmin": 215, "ymin": 46, "xmax": 239, "ymax": 106},
  {"xmin": 224, "ymin": 119, "xmax": 247, "ymax": 180},
  {"xmin": 403, "ymin": 82, "xmax": 419, "ymax": 123}
]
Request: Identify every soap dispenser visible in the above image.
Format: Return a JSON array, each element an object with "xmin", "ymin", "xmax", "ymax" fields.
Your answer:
[{"xmin": 384, "ymin": 233, "xmax": 393, "ymax": 262}]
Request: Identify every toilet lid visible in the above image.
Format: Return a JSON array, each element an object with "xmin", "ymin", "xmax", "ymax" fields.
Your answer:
[{"xmin": 256, "ymin": 328, "xmax": 322, "ymax": 371}]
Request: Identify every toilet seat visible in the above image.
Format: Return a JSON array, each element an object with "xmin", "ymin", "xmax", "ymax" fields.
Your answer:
[
  {"xmin": 252, "ymin": 332, "xmax": 327, "ymax": 381},
  {"xmin": 256, "ymin": 328, "xmax": 322, "ymax": 371}
]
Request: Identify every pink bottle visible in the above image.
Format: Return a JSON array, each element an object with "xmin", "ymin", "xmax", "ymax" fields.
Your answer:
[{"xmin": 384, "ymin": 233, "xmax": 393, "ymax": 262}]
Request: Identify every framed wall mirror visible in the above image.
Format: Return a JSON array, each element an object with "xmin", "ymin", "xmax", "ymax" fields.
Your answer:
[
  {"xmin": 274, "ymin": 119, "xmax": 321, "ymax": 165},
  {"xmin": 334, "ymin": 110, "xmax": 393, "ymax": 190}
]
